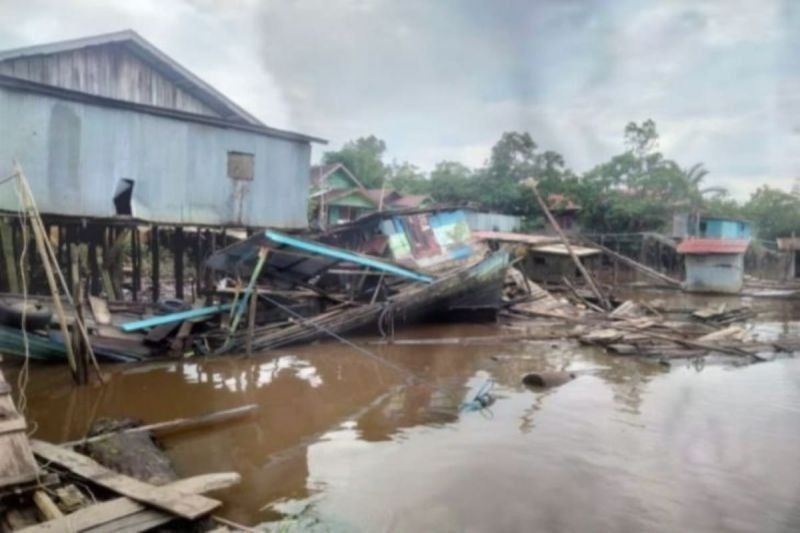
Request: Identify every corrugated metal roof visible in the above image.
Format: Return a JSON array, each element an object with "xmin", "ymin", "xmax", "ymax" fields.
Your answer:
[
  {"xmin": 0, "ymin": 74, "xmax": 325, "ymax": 144},
  {"xmin": 677, "ymin": 238, "xmax": 750, "ymax": 255},
  {"xmin": 0, "ymin": 30, "xmax": 263, "ymax": 126}
]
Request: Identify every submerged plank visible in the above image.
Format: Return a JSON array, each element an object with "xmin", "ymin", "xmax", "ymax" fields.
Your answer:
[
  {"xmin": 30, "ymin": 440, "xmax": 220, "ymax": 520},
  {"xmin": 62, "ymin": 404, "xmax": 258, "ymax": 447}
]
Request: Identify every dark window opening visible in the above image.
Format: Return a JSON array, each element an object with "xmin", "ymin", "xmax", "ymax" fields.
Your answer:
[
  {"xmin": 533, "ymin": 256, "xmax": 546, "ymax": 265},
  {"xmin": 113, "ymin": 178, "xmax": 134, "ymax": 216},
  {"xmin": 795, "ymin": 252, "xmax": 800, "ymax": 278},
  {"xmin": 228, "ymin": 151, "xmax": 254, "ymax": 180}
]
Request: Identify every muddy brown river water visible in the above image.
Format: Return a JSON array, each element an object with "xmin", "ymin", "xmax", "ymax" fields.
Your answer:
[{"xmin": 4, "ymin": 291, "xmax": 800, "ymax": 532}]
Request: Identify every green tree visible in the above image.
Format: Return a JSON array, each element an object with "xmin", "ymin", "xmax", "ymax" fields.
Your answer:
[
  {"xmin": 428, "ymin": 161, "xmax": 477, "ymax": 204},
  {"xmin": 481, "ymin": 132, "xmax": 574, "ymax": 217},
  {"xmin": 702, "ymin": 191, "xmax": 742, "ymax": 219},
  {"xmin": 576, "ymin": 120, "xmax": 707, "ymax": 232},
  {"xmin": 323, "ymin": 135, "xmax": 389, "ymax": 188},
  {"xmin": 486, "ymin": 131, "xmax": 539, "ymax": 183},
  {"xmin": 742, "ymin": 186, "xmax": 800, "ymax": 241},
  {"xmin": 388, "ymin": 161, "xmax": 430, "ymax": 194}
]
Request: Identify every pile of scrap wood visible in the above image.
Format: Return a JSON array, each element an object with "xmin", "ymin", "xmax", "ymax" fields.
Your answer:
[
  {"xmin": 0, "ymin": 370, "xmax": 256, "ymax": 532},
  {"xmin": 1, "ymin": 208, "xmax": 517, "ymax": 363},
  {"xmin": 502, "ymin": 269, "xmax": 800, "ymax": 366},
  {"xmin": 691, "ymin": 303, "xmax": 756, "ymax": 326}
]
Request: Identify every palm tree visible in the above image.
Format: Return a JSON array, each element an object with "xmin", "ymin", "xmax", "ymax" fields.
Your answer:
[{"xmin": 684, "ymin": 163, "xmax": 709, "ymax": 189}]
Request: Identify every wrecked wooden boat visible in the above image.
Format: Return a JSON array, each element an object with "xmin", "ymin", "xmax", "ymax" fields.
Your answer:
[
  {"xmin": 231, "ymin": 248, "xmax": 509, "ymax": 351},
  {"xmin": 206, "ymin": 208, "xmax": 510, "ymax": 351}
]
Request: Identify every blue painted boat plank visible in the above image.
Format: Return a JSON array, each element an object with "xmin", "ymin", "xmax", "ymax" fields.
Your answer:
[{"xmin": 121, "ymin": 304, "xmax": 233, "ymax": 332}]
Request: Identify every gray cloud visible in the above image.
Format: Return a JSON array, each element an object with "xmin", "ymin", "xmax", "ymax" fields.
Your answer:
[{"xmin": 0, "ymin": 0, "xmax": 797, "ymax": 198}]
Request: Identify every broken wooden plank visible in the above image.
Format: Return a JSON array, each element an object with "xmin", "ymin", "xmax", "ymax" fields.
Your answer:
[
  {"xmin": 88, "ymin": 296, "xmax": 112, "ymax": 326},
  {"xmin": 32, "ymin": 491, "xmax": 63, "ymax": 521},
  {"xmin": 30, "ymin": 440, "xmax": 220, "ymax": 520},
  {"xmin": 0, "ymin": 370, "xmax": 39, "ymax": 489},
  {"xmin": 20, "ymin": 472, "xmax": 240, "ymax": 533},
  {"xmin": 171, "ymin": 297, "xmax": 207, "ymax": 354},
  {"xmin": 0, "ymin": 417, "xmax": 27, "ymax": 436},
  {"xmin": 62, "ymin": 404, "xmax": 258, "ymax": 447}
]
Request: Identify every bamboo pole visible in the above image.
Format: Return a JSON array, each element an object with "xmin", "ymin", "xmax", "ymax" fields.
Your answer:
[
  {"xmin": 62, "ymin": 404, "xmax": 258, "ymax": 447},
  {"xmin": 523, "ymin": 178, "xmax": 611, "ymax": 310},
  {"xmin": 15, "ymin": 174, "xmax": 78, "ymax": 376},
  {"xmin": 225, "ymin": 247, "xmax": 269, "ymax": 348},
  {"xmin": 14, "ymin": 165, "xmax": 102, "ymax": 383},
  {"xmin": 586, "ymin": 238, "xmax": 682, "ymax": 287}
]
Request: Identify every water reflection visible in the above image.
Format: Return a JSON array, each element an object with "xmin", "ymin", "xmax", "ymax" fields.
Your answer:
[
  {"xmin": 2, "ymin": 309, "xmax": 800, "ymax": 530},
  {"xmin": 174, "ymin": 355, "xmax": 324, "ymax": 392}
]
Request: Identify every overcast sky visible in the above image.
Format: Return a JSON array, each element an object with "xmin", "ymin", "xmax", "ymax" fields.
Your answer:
[{"xmin": 1, "ymin": 0, "xmax": 797, "ymax": 199}]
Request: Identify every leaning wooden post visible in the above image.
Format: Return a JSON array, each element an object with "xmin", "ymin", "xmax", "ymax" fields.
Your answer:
[
  {"xmin": 523, "ymin": 178, "xmax": 612, "ymax": 311},
  {"xmin": 15, "ymin": 165, "xmax": 103, "ymax": 383},
  {"xmin": 16, "ymin": 177, "xmax": 79, "ymax": 376}
]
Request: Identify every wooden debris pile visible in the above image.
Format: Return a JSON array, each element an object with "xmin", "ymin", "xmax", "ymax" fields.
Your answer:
[
  {"xmin": 691, "ymin": 303, "xmax": 756, "ymax": 326},
  {"xmin": 502, "ymin": 267, "xmax": 583, "ymax": 319},
  {"xmin": 501, "ymin": 266, "xmax": 800, "ymax": 366},
  {"xmin": 0, "ymin": 369, "xmax": 257, "ymax": 531}
]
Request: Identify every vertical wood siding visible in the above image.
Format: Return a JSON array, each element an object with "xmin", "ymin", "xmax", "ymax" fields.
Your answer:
[{"xmin": 0, "ymin": 44, "xmax": 219, "ymax": 117}]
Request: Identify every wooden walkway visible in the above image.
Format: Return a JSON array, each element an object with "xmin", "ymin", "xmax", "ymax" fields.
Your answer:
[{"xmin": 0, "ymin": 369, "xmax": 39, "ymax": 490}]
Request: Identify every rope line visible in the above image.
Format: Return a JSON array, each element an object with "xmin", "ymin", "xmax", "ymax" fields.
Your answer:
[
  {"xmin": 257, "ymin": 293, "xmax": 421, "ymax": 384},
  {"xmin": 255, "ymin": 293, "xmax": 495, "ymax": 415}
]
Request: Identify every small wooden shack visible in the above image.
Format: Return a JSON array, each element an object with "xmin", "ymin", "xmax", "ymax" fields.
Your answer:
[{"xmin": 522, "ymin": 244, "xmax": 601, "ymax": 285}]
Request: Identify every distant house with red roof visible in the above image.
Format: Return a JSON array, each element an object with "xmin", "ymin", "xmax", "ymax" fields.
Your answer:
[{"xmin": 677, "ymin": 216, "xmax": 752, "ymax": 293}]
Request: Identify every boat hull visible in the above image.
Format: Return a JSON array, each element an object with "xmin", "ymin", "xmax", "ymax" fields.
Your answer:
[{"xmin": 242, "ymin": 249, "xmax": 511, "ymax": 351}]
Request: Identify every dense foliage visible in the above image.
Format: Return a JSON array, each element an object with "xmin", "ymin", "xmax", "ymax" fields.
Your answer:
[{"xmin": 321, "ymin": 121, "xmax": 799, "ymax": 241}]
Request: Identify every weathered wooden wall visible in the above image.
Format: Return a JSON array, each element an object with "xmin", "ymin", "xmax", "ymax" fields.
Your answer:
[
  {"xmin": 0, "ymin": 43, "xmax": 218, "ymax": 117},
  {"xmin": 0, "ymin": 86, "xmax": 312, "ymax": 228}
]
